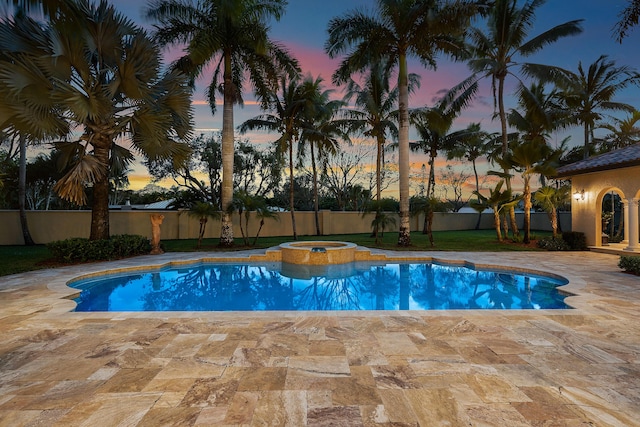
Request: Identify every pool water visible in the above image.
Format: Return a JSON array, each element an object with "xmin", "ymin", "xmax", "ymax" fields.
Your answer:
[{"xmin": 70, "ymin": 262, "xmax": 570, "ymax": 312}]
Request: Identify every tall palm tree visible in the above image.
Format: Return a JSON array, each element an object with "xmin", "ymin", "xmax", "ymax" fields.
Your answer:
[
  {"xmin": 467, "ymin": 0, "xmax": 583, "ymax": 156},
  {"xmin": 146, "ymin": 0, "xmax": 299, "ymax": 246},
  {"xmin": 503, "ymin": 82, "xmax": 565, "ymax": 243},
  {"xmin": 445, "ymin": 123, "xmax": 493, "ymax": 200},
  {"xmin": 297, "ymin": 75, "xmax": 345, "ymax": 236},
  {"xmin": 528, "ymin": 56, "xmax": 640, "ymax": 159},
  {"xmin": 341, "ymin": 65, "xmax": 409, "ymax": 207},
  {"xmin": 409, "ymin": 78, "xmax": 478, "ymax": 199},
  {"xmin": 239, "ymin": 75, "xmax": 306, "ymax": 239},
  {"xmin": 445, "ymin": 122, "xmax": 494, "ymax": 229},
  {"xmin": 0, "ymin": 1, "xmax": 193, "ymax": 240},
  {"xmin": 326, "ymin": 0, "xmax": 480, "ymax": 246}
]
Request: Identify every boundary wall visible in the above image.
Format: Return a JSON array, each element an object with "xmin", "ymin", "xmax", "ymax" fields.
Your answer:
[{"xmin": 0, "ymin": 210, "xmax": 571, "ymax": 245}]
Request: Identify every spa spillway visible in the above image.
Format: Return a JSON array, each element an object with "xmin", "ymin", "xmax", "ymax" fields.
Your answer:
[{"xmin": 278, "ymin": 241, "xmax": 357, "ymax": 265}]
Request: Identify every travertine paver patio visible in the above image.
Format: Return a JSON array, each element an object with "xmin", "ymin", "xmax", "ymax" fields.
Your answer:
[{"xmin": 0, "ymin": 248, "xmax": 639, "ymax": 426}]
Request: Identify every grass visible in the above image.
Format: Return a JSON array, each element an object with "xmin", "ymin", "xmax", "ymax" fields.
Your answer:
[{"xmin": 0, "ymin": 229, "xmax": 551, "ymax": 277}]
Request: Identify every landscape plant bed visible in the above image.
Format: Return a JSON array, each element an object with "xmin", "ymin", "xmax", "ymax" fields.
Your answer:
[{"xmin": 0, "ymin": 230, "xmax": 553, "ymax": 277}]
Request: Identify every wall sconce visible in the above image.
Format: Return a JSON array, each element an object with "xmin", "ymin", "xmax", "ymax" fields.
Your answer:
[{"xmin": 573, "ymin": 189, "xmax": 585, "ymax": 201}]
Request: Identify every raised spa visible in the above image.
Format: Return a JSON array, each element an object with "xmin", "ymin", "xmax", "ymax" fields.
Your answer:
[{"xmin": 278, "ymin": 241, "xmax": 357, "ymax": 265}]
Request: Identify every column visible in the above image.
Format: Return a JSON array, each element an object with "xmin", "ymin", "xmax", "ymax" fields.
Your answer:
[
  {"xmin": 624, "ymin": 198, "xmax": 640, "ymax": 252},
  {"xmin": 622, "ymin": 200, "xmax": 629, "ymax": 244}
]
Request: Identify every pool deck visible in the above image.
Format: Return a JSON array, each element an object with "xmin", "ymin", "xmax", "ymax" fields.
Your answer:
[{"xmin": 0, "ymin": 248, "xmax": 639, "ymax": 426}]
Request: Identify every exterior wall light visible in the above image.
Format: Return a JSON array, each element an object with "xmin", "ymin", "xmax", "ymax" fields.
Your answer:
[{"xmin": 573, "ymin": 189, "xmax": 585, "ymax": 201}]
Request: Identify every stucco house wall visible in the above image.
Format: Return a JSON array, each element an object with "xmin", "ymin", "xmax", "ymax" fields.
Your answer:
[
  {"xmin": 570, "ymin": 165, "xmax": 640, "ymax": 247},
  {"xmin": 557, "ymin": 143, "xmax": 640, "ymax": 252}
]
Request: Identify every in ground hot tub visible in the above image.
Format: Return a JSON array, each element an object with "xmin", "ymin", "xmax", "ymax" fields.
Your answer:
[{"xmin": 278, "ymin": 241, "xmax": 357, "ymax": 265}]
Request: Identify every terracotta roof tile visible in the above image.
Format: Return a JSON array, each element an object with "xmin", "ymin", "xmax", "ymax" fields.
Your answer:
[{"xmin": 556, "ymin": 143, "xmax": 640, "ymax": 177}]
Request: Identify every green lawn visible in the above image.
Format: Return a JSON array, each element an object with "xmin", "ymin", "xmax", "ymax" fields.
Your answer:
[{"xmin": 0, "ymin": 230, "xmax": 550, "ymax": 277}]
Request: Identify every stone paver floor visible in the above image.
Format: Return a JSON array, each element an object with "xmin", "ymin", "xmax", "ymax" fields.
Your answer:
[{"xmin": 0, "ymin": 249, "xmax": 639, "ymax": 426}]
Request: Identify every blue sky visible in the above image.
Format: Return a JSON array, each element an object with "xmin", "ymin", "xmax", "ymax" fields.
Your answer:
[{"xmin": 107, "ymin": 0, "xmax": 640, "ymax": 191}]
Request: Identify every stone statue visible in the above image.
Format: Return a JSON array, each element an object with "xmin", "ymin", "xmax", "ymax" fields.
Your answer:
[{"xmin": 150, "ymin": 214, "xmax": 165, "ymax": 255}]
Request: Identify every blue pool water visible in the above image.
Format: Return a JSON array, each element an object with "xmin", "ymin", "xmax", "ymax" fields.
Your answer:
[{"xmin": 70, "ymin": 262, "xmax": 570, "ymax": 312}]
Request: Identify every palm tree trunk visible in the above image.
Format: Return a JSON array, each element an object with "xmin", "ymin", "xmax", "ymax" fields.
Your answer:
[
  {"xmin": 18, "ymin": 135, "xmax": 34, "ymax": 245},
  {"xmin": 498, "ymin": 76, "xmax": 519, "ymax": 238},
  {"xmin": 288, "ymin": 139, "xmax": 297, "ymax": 240},
  {"xmin": 583, "ymin": 122, "xmax": 590, "ymax": 159},
  {"xmin": 89, "ymin": 142, "xmax": 110, "ymax": 241},
  {"xmin": 373, "ymin": 133, "xmax": 384, "ymax": 239},
  {"xmin": 311, "ymin": 142, "xmax": 321, "ymax": 236},
  {"xmin": 397, "ymin": 53, "xmax": 411, "ymax": 246},
  {"xmin": 498, "ymin": 76, "xmax": 508, "ymax": 156},
  {"xmin": 550, "ymin": 206, "xmax": 558, "ymax": 238},
  {"xmin": 473, "ymin": 159, "xmax": 481, "ymax": 230},
  {"xmin": 523, "ymin": 177, "xmax": 531, "ymax": 244},
  {"xmin": 219, "ymin": 53, "xmax": 235, "ymax": 247},
  {"xmin": 493, "ymin": 209, "xmax": 502, "ymax": 241}
]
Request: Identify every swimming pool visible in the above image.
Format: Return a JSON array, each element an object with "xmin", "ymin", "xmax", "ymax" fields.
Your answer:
[{"xmin": 69, "ymin": 261, "xmax": 570, "ymax": 311}]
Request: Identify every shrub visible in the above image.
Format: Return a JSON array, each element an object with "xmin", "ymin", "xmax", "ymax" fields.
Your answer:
[
  {"xmin": 47, "ymin": 235, "xmax": 151, "ymax": 263},
  {"xmin": 536, "ymin": 236, "xmax": 570, "ymax": 251},
  {"xmin": 619, "ymin": 256, "xmax": 640, "ymax": 275},
  {"xmin": 562, "ymin": 231, "xmax": 588, "ymax": 251}
]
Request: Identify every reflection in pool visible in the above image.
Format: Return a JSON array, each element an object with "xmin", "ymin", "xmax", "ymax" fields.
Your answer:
[{"xmin": 70, "ymin": 262, "xmax": 570, "ymax": 312}]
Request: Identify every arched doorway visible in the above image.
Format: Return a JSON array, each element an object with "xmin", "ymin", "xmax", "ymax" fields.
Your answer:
[{"xmin": 596, "ymin": 188, "xmax": 625, "ymax": 246}]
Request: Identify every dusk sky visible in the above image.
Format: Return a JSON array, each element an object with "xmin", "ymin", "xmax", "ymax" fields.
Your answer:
[{"xmin": 106, "ymin": 0, "xmax": 640, "ymax": 193}]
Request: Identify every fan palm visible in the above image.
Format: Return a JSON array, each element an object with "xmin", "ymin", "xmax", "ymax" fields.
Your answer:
[
  {"xmin": 326, "ymin": 0, "xmax": 480, "ymax": 246},
  {"xmin": 0, "ymin": 1, "xmax": 193, "ymax": 240},
  {"xmin": 146, "ymin": 0, "xmax": 299, "ymax": 246}
]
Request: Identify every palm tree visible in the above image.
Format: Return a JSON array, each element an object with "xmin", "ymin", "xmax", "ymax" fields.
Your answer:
[
  {"xmin": 297, "ymin": 75, "xmax": 345, "ymax": 236},
  {"xmin": 614, "ymin": 0, "xmax": 640, "ymax": 42},
  {"xmin": 534, "ymin": 185, "xmax": 569, "ymax": 238},
  {"xmin": 239, "ymin": 75, "xmax": 309, "ymax": 240},
  {"xmin": 410, "ymin": 196, "xmax": 443, "ymax": 247},
  {"xmin": 445, "ymin": 123, "xmax": 493, "ymax": 198},
  {"xmin": 596, "ymin": 110, "xmax": 640, "ymax": 152},
  {"xmin": 445, "ymin": 123, "xmax": 495, "ymax": 229},
  {"xmin": 326, "ymin": 0, "xmax": 480, "ymax": 246},
  {"xmin": 409, "ymin": 78, "xmax": 478, "ymax": 199},
  {"xmin": 146, "ymin": 0, "xmax": 299, "ymax": 246},
  {"xmin": 467, "ymin": 0, "xmax": 583, "ymax": 156},
  {"xmin": 341, "ymin": 65, "xmax": 411, "ymax": 205},
  {"xmin": 189, "ymin": 201, "xmax": 220, "ymax": 248},
  {"xmin": 508, "ymin": 139, "xmax": 561, "ymax": 244},
  {"xmin": 527, "ymin": 56, "xmax": 640, "ymax": 159},
  {"xmin": 0, "ymin": 1, "xmax": 193, "ymax": 240},
  {"xmin": 471, "ymin": 180, "xmax": 516, "ymax": 242}
]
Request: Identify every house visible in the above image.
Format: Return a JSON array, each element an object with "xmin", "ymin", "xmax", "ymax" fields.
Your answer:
[{"xmin": 556, "ymin": 143, "xmax": 640, "ymax": 252}]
